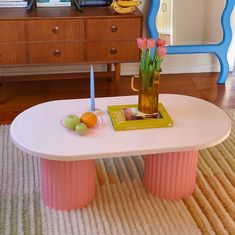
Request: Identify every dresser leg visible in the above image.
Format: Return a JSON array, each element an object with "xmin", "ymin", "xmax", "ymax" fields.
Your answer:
[
  {"xmin": 143, "ymin": 151, "xmax": 198, "ymax": 200},
  {"xmin": 114, "ymin": 63, "xmax": 121, "ymax": 95},
  {"xmin": 0, "ymin": 83, "xmax": 2, "ymax": 105},
  {"xmin": 0, "ymin": 82, "xmax": 7, "ymax": 105},
  {"xmin": 40, "ymin": 158, "xmax": 96, "ymax": 211},
  {"xmin": 106, "ymin": 63, "xmax": 113, "ymax": 81}
]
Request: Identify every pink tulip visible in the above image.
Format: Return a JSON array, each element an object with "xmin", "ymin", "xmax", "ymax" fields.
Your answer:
[
  {"xmin": 157, "ymin": 46, "xmax": 167, "ymax": 58},
  {"xmin": 156, "ymin": 39, "xmax": 166, "ymax": 48},
  {"xmin": 137, "ymin": 37, "xmax": 147, "ymax": 50},
  {"xmin": 147, "ymin": 38, "xmax": 155, "ymax": 49}
]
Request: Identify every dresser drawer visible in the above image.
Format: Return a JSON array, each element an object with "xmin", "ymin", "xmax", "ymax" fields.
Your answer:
[
  {"xmin": 86, "ymin": 18, "xmax": 142, "ymax": 41},
  {"xmin": 0, "ymin": 21, "xmax": 25, "ymax": 42},
  {"xmin": 87, "ymin": 41, "xmax": 139, "ymax": 62},
  {"xmin": 0, "ymin": 44, "xmax": 26, "ymax": 64},
  {"xmin": 28, "ymin": 43, "xmax": 84, "ymax": 63},
  {"xmin": 27, "ymin": 19, "xmax": 84, "ymax": 41}
]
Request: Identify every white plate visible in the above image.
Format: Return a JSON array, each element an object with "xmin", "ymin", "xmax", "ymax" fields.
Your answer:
[{"xmin": 61, "ymin": 113, "xmax": 103, "ymax": 136}]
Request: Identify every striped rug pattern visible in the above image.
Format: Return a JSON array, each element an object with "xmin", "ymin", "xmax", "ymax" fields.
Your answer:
[{"xmin": 0, "ymin": 109, "xmax": 234, "ymax": 235}]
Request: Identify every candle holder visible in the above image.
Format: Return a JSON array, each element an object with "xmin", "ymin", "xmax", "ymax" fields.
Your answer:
[{"xmin": 90, "ymin": 65, "xmax": 95, "ymax": 111}]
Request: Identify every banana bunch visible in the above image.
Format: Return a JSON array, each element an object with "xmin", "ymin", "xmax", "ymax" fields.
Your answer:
[{"xmin": 111, "ymin": 0, "xmax": 141, "ymax": 14}]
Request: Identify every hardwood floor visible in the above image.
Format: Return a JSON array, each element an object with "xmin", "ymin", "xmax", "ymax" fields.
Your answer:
[{"xmin": 1, "ymin": 72, "xmax": 235, "ymax": 124}]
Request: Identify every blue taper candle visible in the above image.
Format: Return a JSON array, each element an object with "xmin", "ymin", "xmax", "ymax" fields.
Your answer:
[{"xmin": 90, "ymin": 65, "xmax": 95, "ymax": 111}]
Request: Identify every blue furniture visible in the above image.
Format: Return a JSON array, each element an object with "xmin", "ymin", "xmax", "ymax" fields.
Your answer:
[{"xmin": 147, "ymin": 0, "xmax": 235, "ymax": 83}]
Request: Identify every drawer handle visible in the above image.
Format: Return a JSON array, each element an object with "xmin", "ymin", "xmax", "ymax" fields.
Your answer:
[
  {"xmin": 110, "ymin": 25, "xmax": 118, "ymax": 32},
  {"xmin": 109, "ymin": 48, "xmax": 117, "ymax": 55},
  {"xmin": 53, "ymin": 49, "xmax": 62, "ymax": 57},
  {"xmin": 52, "ymin": 26, "xmax": 60, "ymax": 34}
]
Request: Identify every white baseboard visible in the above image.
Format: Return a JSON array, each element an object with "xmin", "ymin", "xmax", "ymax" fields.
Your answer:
[
  {"xmin": 0, "ymin": 64, "xmax": 107, "ymax": 76},
  {"xmin": 0, "ymin": 62, "xmax": 224, "ymax": 77},
  {"xmin": 121, "ymin": 62, "xmax": 221, "ymax": 75}
]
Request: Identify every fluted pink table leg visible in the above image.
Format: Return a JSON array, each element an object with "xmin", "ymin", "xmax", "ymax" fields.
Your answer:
[
  {"xmin": 143, "ymin": 151, "xmax": 198, "ymax": 200},
  {"xmin": 40, "ymin": 158, "xmax": 96, "ymax": 211}
]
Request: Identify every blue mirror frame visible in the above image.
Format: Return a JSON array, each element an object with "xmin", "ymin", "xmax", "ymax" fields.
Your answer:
[{"xmin": 147, "ymin": 0, "xmax": 235, "ymax": 83}]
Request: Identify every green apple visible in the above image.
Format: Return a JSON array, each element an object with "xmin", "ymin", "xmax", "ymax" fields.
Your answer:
[
  {"xmin": 75, "ymin": 123, "xmax": 88, "ymax": 136},
  {"xmin": 64, "ymin": 115, "xmax": 80, "ymax": 130}
]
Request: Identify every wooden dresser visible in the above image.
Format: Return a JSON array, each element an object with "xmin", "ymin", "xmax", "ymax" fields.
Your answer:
[{"xmin": 0, "ymin": 6, "xmax": 143, "ymax": 94}]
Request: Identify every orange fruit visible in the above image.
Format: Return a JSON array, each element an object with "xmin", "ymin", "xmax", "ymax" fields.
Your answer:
[{"xmin": 80, "ymin": 112, "xmax": 97, "ymax": 128}]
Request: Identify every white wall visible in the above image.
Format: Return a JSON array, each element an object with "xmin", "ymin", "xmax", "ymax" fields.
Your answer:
[
  {"xmin": 228, "ymin": 7, "xmax": 235, "ymax": 71},
  {"xmin": 173, "ymin": 0, "xmax": 205, "ymax": 45},
  {"xmin": 157, "ymin": 0, "xmax": 172, "ymax": 35},
  {"xmin": 1, "ymin": 1, "xmax": 235, "ymax": 76},
  {"xmin": 135, "ymin": 0, "xmax": 235, "ymax": 75},
  {"xmin": 204, "ymin": 0, "xmax": 225, "ymax": 44}
]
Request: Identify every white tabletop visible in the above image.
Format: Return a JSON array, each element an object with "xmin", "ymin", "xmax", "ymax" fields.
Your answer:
[{"xmin": 10, "ymin": 94, "xmax": 231, "ymax": 161}]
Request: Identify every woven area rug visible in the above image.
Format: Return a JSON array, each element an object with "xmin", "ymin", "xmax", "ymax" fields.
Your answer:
[{"xmin": 0, "ymin": 109, "xmax": 235, "ymax": 235}]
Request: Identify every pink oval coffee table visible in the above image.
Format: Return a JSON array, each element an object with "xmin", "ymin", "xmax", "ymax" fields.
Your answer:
[{"xmin": 10, "ymin": 94, "xmax": 231, "ymax": 210}]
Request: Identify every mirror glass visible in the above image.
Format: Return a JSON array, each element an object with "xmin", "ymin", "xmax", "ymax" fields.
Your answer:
[{"xmin": 156, "ymin": 0, "xmax": 225, "ymax": 45}]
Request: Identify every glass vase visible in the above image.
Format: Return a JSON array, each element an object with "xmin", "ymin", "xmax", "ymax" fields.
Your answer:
[{"xmin": 131, "ymin": 70, "xmax": 160, "ymax": 114}]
